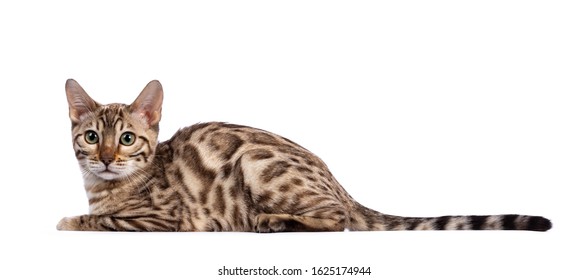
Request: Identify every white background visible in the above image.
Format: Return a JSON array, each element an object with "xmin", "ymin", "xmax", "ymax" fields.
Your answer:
[{"xmin": 1, "ymin": 1, "xmax": 586, "ymax": 279}]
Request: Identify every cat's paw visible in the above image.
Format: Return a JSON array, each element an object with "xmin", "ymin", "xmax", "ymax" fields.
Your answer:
[
  {"xmin": 56, "ymin": 216, "xmax": 78, "ymax": 231},
  {"xmin": 254, "ymin": 214, "xmax": 286, "ymax": 233}
]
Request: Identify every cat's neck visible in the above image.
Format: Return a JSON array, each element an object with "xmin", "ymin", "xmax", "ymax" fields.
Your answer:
[
  {"xmin": 82, "ymin": 172, "xmax": 147, "ymax": 215},
  {"xmin": 83, "ymin": 173, "xmax": 124, "ymax": 193}
]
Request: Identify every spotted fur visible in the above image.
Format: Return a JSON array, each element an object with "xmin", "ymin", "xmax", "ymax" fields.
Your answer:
[{"xmin": 57, "ymin": 79, "xmax": 552, "ymax": 232}]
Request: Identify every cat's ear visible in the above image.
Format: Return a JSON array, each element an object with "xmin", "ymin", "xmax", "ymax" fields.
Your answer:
[
  {"xmin": 130, "ymin": 80, "xmax": 163, "ymax": 127},
  {"xmin": 65, "ymin": 79, "xmax": 99, "ymax": 123}
]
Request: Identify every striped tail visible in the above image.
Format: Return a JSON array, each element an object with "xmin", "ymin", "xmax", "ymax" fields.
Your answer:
[{"xmin": 349, "ymin": 204, "xmax": 552, "ymax": 232}]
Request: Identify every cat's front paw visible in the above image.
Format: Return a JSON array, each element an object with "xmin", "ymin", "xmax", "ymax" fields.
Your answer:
[{"xmin": 56, "ymin": 216, "xmax": 78, "ymax": 231}]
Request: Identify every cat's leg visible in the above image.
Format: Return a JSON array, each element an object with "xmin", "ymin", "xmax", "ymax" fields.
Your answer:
[
  {"xmin": 254, "ymin": 208, "xmax": 347, "ymax": 233},
  {"xmin": 56, "ymin": 214, "xmax": 177, "ymax": 231}
]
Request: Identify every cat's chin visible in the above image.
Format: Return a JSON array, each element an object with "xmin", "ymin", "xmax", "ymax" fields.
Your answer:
[
  {"xmin": 85, "ymin": 164, "xmax": 135, "ymax": 181},
  {"xmin": 84, "ymin": 169, "xmax": 124, "ymax": 181},
  {"xmin": 96, "ymin": 171, "xmax": 120, "ymax": 181}
]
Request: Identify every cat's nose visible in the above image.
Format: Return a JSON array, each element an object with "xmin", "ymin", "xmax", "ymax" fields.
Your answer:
[
  {"xmin": 101, "ymin": 156, "xmax": 114, "ymax": 166},
  {"xmin": 100, "ymin": 145, "xmax": 115, "ymax": 166}
]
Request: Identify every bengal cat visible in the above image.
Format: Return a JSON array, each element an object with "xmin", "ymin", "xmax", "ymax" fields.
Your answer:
[{"xmin": 57, "ymin": 79, "xmax": 552, "ymax": 232}]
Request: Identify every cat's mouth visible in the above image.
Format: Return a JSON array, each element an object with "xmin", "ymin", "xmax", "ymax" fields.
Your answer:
[
  {"xmin": 96, "ymin": 168, "xmax": 120, "ymax": 180},
  {"xmin": 89, "ymin": 162, "xmax": 131, "ymax": 180}
]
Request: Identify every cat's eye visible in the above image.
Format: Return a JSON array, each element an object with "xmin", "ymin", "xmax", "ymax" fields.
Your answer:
[
  {"xmin": 120, "ymin": 132, "xmax": 136, "ymax": 146},
  {"xmin": 84, "ymin": 131, "xmax": 99, "ymax": 144}
]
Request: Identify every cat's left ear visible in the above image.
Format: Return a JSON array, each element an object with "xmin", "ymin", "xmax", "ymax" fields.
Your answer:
[{"xmin": 130, "ymin": 80, "xmax": 163, "ymax": 127}]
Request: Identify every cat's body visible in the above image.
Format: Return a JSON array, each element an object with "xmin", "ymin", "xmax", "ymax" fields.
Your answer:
[{"xmin": 57, "ymin": 79, "xmax": 552, "ymax": 232}]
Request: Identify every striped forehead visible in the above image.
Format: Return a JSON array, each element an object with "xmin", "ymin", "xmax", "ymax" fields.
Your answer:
[{"xmin": 96, "ymin": 104, "xmax": 129, "ymax": 130}]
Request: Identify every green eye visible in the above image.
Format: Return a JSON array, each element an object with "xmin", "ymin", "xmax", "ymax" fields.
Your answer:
[
  {"xmin": 84, "ymin": 131, "xmax": 99, "ymax": 144},
  {"xmin": 120, "ymin": 132, "xmax": 136, "ymax": 146}
]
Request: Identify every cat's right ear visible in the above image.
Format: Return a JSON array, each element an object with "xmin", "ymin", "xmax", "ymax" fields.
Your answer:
[{"xmin": 65, "ymin": 79, "xmax": 99, "ymax": 123}]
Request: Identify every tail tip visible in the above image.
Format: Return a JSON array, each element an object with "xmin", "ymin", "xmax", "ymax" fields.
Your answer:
[{"xmin": 529, "ymin": 216, "xmax": 552, "ymax": 232}]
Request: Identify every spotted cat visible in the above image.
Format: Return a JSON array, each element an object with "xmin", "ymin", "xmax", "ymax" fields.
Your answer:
[{"xmin": 57, "ymin": 79, "xmax": 552, "ymax": 232}]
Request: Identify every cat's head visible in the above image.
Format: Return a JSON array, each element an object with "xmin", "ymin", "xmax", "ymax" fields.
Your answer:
[{"xmin": 65, "ymin": 79, "xmax": 163, "ymax": 181}]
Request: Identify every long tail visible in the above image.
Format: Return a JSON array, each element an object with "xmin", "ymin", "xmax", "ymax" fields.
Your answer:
[{"xmin": 349, "ymin": 204, "xmax": 552, "ymax": 232}]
